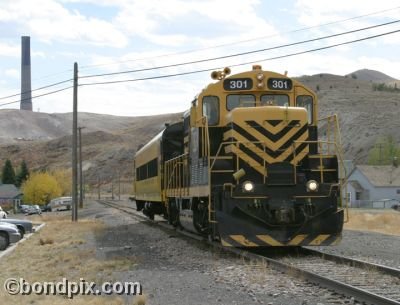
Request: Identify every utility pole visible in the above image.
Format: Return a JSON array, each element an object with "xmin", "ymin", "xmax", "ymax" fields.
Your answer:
[
  {"xmin": 72, "ymin": 62, "xmax": 78, "ymax": 222},
  {"xmin": 78, "ymin": 126, "xmax": 85, "ymax": 209},
  {"xmin": 118, "ymin": 170, "xmax": 121, "ymax": 201},
  {"xmin": 97, "ymin": 176, "xmax": 101, "ymax": 200},
  {"xmin": 111, "ymin": 176, "xmax": 114, "ymax": 200}
]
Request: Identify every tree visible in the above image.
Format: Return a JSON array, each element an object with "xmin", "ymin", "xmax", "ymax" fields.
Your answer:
[
  {"xmin": 22, "ymin": 172, "xmax": 62, "ymax": 205},
  {"xmin": 1, "ymin": 159, "xmax": 16, "ymax": 185},
  {"xmin": 50, "ymin": 168, "xmax": 72, "ymax": 196},
  {"xmin": 368, "ymin": 135, "xmax": 400, "ymax": 165},
  {"xmin": 16, "ymin": 160, "xmax": 30, "ymax": 187}
]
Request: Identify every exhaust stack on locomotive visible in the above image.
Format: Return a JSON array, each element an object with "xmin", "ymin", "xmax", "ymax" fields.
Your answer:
[{"xmin": 134, "ymin": 65, "xmax": 347, "ymax": 247}]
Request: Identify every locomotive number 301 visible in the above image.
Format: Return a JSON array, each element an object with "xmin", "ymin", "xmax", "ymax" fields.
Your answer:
[
  {"xmin": 267, "ymin": 78, "xmax": 293, "ymax": 90},
  {"xmin": 223, "ymin": 78, "xmax": 253, "ymax": 91}
]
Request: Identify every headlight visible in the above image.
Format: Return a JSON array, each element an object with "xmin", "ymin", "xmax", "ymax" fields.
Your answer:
[
  {"xmin": 243, "ymin": 181, "xmax": 254, "ymax": 192},
  {"xmin": 306, "ymin": 180, "xmax": 319, "ymax": 192}
]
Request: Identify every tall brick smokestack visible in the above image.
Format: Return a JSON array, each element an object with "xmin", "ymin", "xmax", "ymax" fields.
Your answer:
[{"xmin": 20, "ymin": 36, "xmax": 32, "ymax": 111}]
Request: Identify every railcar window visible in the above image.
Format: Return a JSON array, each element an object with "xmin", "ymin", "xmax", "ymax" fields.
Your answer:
[
  {"xmin": 261, "ymin": 94, "xmax": 289, "ymax": 106},
  {"xmin": 296, "ymin": 95, "xmax": 313, "ymax": 124},
  {"xmin": 135, "ymin": 158, "xmax": 158, "ymax": 181},
  {"xmin": 202, "ymin": 96, "xmax": 219, "ymax": 126},
  {"xmin": 227, "ymin": 94, "xmax": 255, "ymax": 110}
]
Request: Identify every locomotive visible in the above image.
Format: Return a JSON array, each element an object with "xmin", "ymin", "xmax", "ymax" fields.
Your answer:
[{"xmin": 133, "ymin": 65, "xmax": 347, "ymax": 247}]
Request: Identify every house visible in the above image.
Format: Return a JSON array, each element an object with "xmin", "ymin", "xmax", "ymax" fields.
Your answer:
[
  {"xmin": 0, "ymin": 184, "xmax": 23, "ymax": 210},
  {"xmin": 346, "ymin": 165, "xmax": 400, "ymax": 208}
]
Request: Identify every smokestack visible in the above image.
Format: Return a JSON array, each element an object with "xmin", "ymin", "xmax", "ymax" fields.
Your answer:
[{"xmin": 20, "ymin": 36, "xmax": 32, "ymax": 111}]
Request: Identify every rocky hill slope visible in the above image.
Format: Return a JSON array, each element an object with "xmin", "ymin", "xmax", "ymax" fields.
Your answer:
[{"xmin": 0, "ymin": 69, "xmax": 399, "ymax": 190}]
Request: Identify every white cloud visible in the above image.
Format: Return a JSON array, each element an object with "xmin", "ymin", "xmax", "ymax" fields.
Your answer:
[
  {"xmin": 0, "ymin": 42, "xmax": 19, "ymax": 57},
  {"xmin": 5, "ymin": 69, "xmax": 19, "ymax": 78},
  {"xmin": 0, "ymin": 0, "xmax": 128, "ymax": 47}
]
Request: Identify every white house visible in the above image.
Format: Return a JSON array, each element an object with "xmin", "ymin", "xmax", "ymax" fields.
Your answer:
[{"xmin": 346, "ymin": 165, "xmax": 400, "ymax": 208}]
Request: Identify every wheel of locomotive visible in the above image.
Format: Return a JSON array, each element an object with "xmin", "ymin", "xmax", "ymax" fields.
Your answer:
[
  {"xmin": 193, "ymin": 198, "xmax": 209, "ymax": 236},
  {"xmin": 167, "ymin": 199, "xmax": 180, "ymax": 227}
]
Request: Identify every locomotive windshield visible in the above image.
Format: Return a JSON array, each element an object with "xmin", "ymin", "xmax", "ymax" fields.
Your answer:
[
  {"xmin": 261, "ymin": 94, "xmax": 289, "ymax": 106},
  {"xmin": 227, "ymin": 94, "xmax": 255, "ymax": 110}
]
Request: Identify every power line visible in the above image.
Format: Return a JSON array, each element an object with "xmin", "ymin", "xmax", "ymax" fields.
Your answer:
[
  {"xmin": 79, "ymin": 5, "xmax": 400, "ymax": 71},
  {"xmin": 0, "ymin": 86, "xmax": 73, "ymax": 108},
  {"xmin": 0, "ymin": 78, "xmax": 73, "ymax": 101},
  {"xmin": 80, "ymin": 19, "xmax": 400, "ymax": 80},
  {"xmin": 79, "ymin": 28, "xmax": 400, "ymax": 87}
]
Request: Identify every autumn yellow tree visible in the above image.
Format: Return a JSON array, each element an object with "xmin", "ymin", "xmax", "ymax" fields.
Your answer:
[
  {"xmin": 50, "ymin": 168, "xmax": 72, "ymax": 196},
  {"xmin": 22, "ymin": 172, "xmax": 62, "ymax": 205}
]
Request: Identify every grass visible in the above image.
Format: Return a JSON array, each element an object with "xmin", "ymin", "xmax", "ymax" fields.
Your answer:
[
  {"xmin": 0, "ymin": 213, "xmax": 142, "ymax": 305},
  {"xmin": 344, "ymin": 209, "xmax": 400, "ymax": 235}
]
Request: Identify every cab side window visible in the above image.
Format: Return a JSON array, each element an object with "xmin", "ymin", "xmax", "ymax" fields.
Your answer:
[
  {"xmin": 296, "ymin": 95, "xmax": 313, "ymax": 124},
  {"xmin": 202, "ymin": 96, "xmax": 219, "ymax": 126}
]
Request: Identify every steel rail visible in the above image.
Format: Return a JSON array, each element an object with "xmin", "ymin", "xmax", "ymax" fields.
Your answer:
[{"xmin": 299, "ymin": 247, "xmax": 400, "ymax": 278}]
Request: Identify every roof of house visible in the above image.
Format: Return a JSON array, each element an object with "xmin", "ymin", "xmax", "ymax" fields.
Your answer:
[
  {"xmin": 0, "ymin": 184, "xmax": 22, "ymax": 199},
  {"xmin": 348, "ymin": 180, "xmax": 365, "ymax": 191},
  {"xmin": 356, "ymin": 165, "xmax": 400, "ymax": 187}
]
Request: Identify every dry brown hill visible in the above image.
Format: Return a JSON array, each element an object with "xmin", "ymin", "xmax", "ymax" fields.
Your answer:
[{"xmin": 0, "ymin": 110, "xmax": 180, "ymax": 188}]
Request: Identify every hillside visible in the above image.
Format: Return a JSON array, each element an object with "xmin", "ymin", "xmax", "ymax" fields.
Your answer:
[
  {"xmin": 297, "ymin": 72, "xmax": 400, "ymax": 161},
  {"xmin": 344, "ymin": 69, "xmax": 397, "ymax": 83},
  {"xmin": 0, "ymin": 69, "xmax": 399, "ymax": 191}
]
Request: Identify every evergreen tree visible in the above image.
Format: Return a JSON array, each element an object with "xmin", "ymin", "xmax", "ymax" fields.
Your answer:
[
  {"xmin": 1, "ymin": 159, "xmax": 16, "ymax": 185},
  {"xmin": 16, "ymin": 160, "xmax": 30, "ymax": 187}
]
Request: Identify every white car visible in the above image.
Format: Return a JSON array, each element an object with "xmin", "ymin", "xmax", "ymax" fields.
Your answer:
[
  {"xmin": 0, "ymin": 207, "xmax": 7, "ymax": 219},
  {"xmin": 49, "ymin": 197, "xmax": 72, "ymax": 211}
]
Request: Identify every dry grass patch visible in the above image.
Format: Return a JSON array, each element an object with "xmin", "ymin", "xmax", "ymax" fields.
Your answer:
[
  {"xmin": 344, "ymin": 209, "xmax": 400, "ymax": 235},
  {"xmin": 0, "ymin": 215, "xmax": 139, "ymax": 305}
]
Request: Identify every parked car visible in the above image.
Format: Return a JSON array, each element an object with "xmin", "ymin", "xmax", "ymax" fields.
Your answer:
[
  {"xmin": 41, "ymin": 203, "xmax": 52, "ymax": 212},
  {"xmin": 0, "ymin": 219, "xmax": 33, "ymax": 239},
  {"xmin": 18, "ymin": 205, "xmax": 31, "ymax": 214},
  {"xmin": 49, "ymin": 197, "xmax": 72, "ymax": 211},
  {"xmin": 0, "ymin": 207, "xmax": 7, "ymax": 219},
  {"xmin": 27, "ymin": 205, "xmax": 42, "ymax": 215},
  {"xmin": 0, "ymin": 222, "xmax": 21, "ymax": 250}
]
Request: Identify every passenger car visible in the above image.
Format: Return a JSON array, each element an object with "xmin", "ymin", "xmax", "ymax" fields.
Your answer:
[
  {"xmin": 0, "ymin": 222, "xmax": 21, "ymax": 250},
  {"xmin": 0, "ymin": 219, "xmax": 33, "ymax": 239}
]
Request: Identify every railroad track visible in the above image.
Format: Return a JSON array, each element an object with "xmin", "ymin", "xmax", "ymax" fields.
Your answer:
[{"xmin": 98, "ymin": 200, "xmax": 400, "ymax": 305}]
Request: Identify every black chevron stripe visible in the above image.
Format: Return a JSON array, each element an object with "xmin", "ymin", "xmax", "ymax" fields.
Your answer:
[
  {"xmin": 230, "ymin": 124, "xmax": 264, "ymax": 151},
  {"xmin": 284, "ymin": 142, "xmax": 309, "ymax": 163},
  {"xmin": 276, "ymin": 124, "xmax": 309, "ymax": 151},
  {"xmin": 266, "ymin": 120, "xmax": 282, "ymax": 127},
  {"xmin": 238, "ymin": 143, "xmax": 264, "ymax": 166},
  {"xmin": 231, "ymin": 122, "xmax": 308, "ymax": 159},
  {"xmin": 245, "ymin": 120, "xmax": 300, "ymax": 142}
]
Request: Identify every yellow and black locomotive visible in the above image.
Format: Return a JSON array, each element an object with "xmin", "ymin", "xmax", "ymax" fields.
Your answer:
[{"xmin": 134, "ymin": 65, "xmax": 346, "ymax": 247}]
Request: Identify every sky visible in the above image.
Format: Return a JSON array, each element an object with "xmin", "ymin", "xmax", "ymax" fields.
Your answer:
[{"xmin": 0, "ymin": 0, "xmax": 399, "ymax": 116}]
